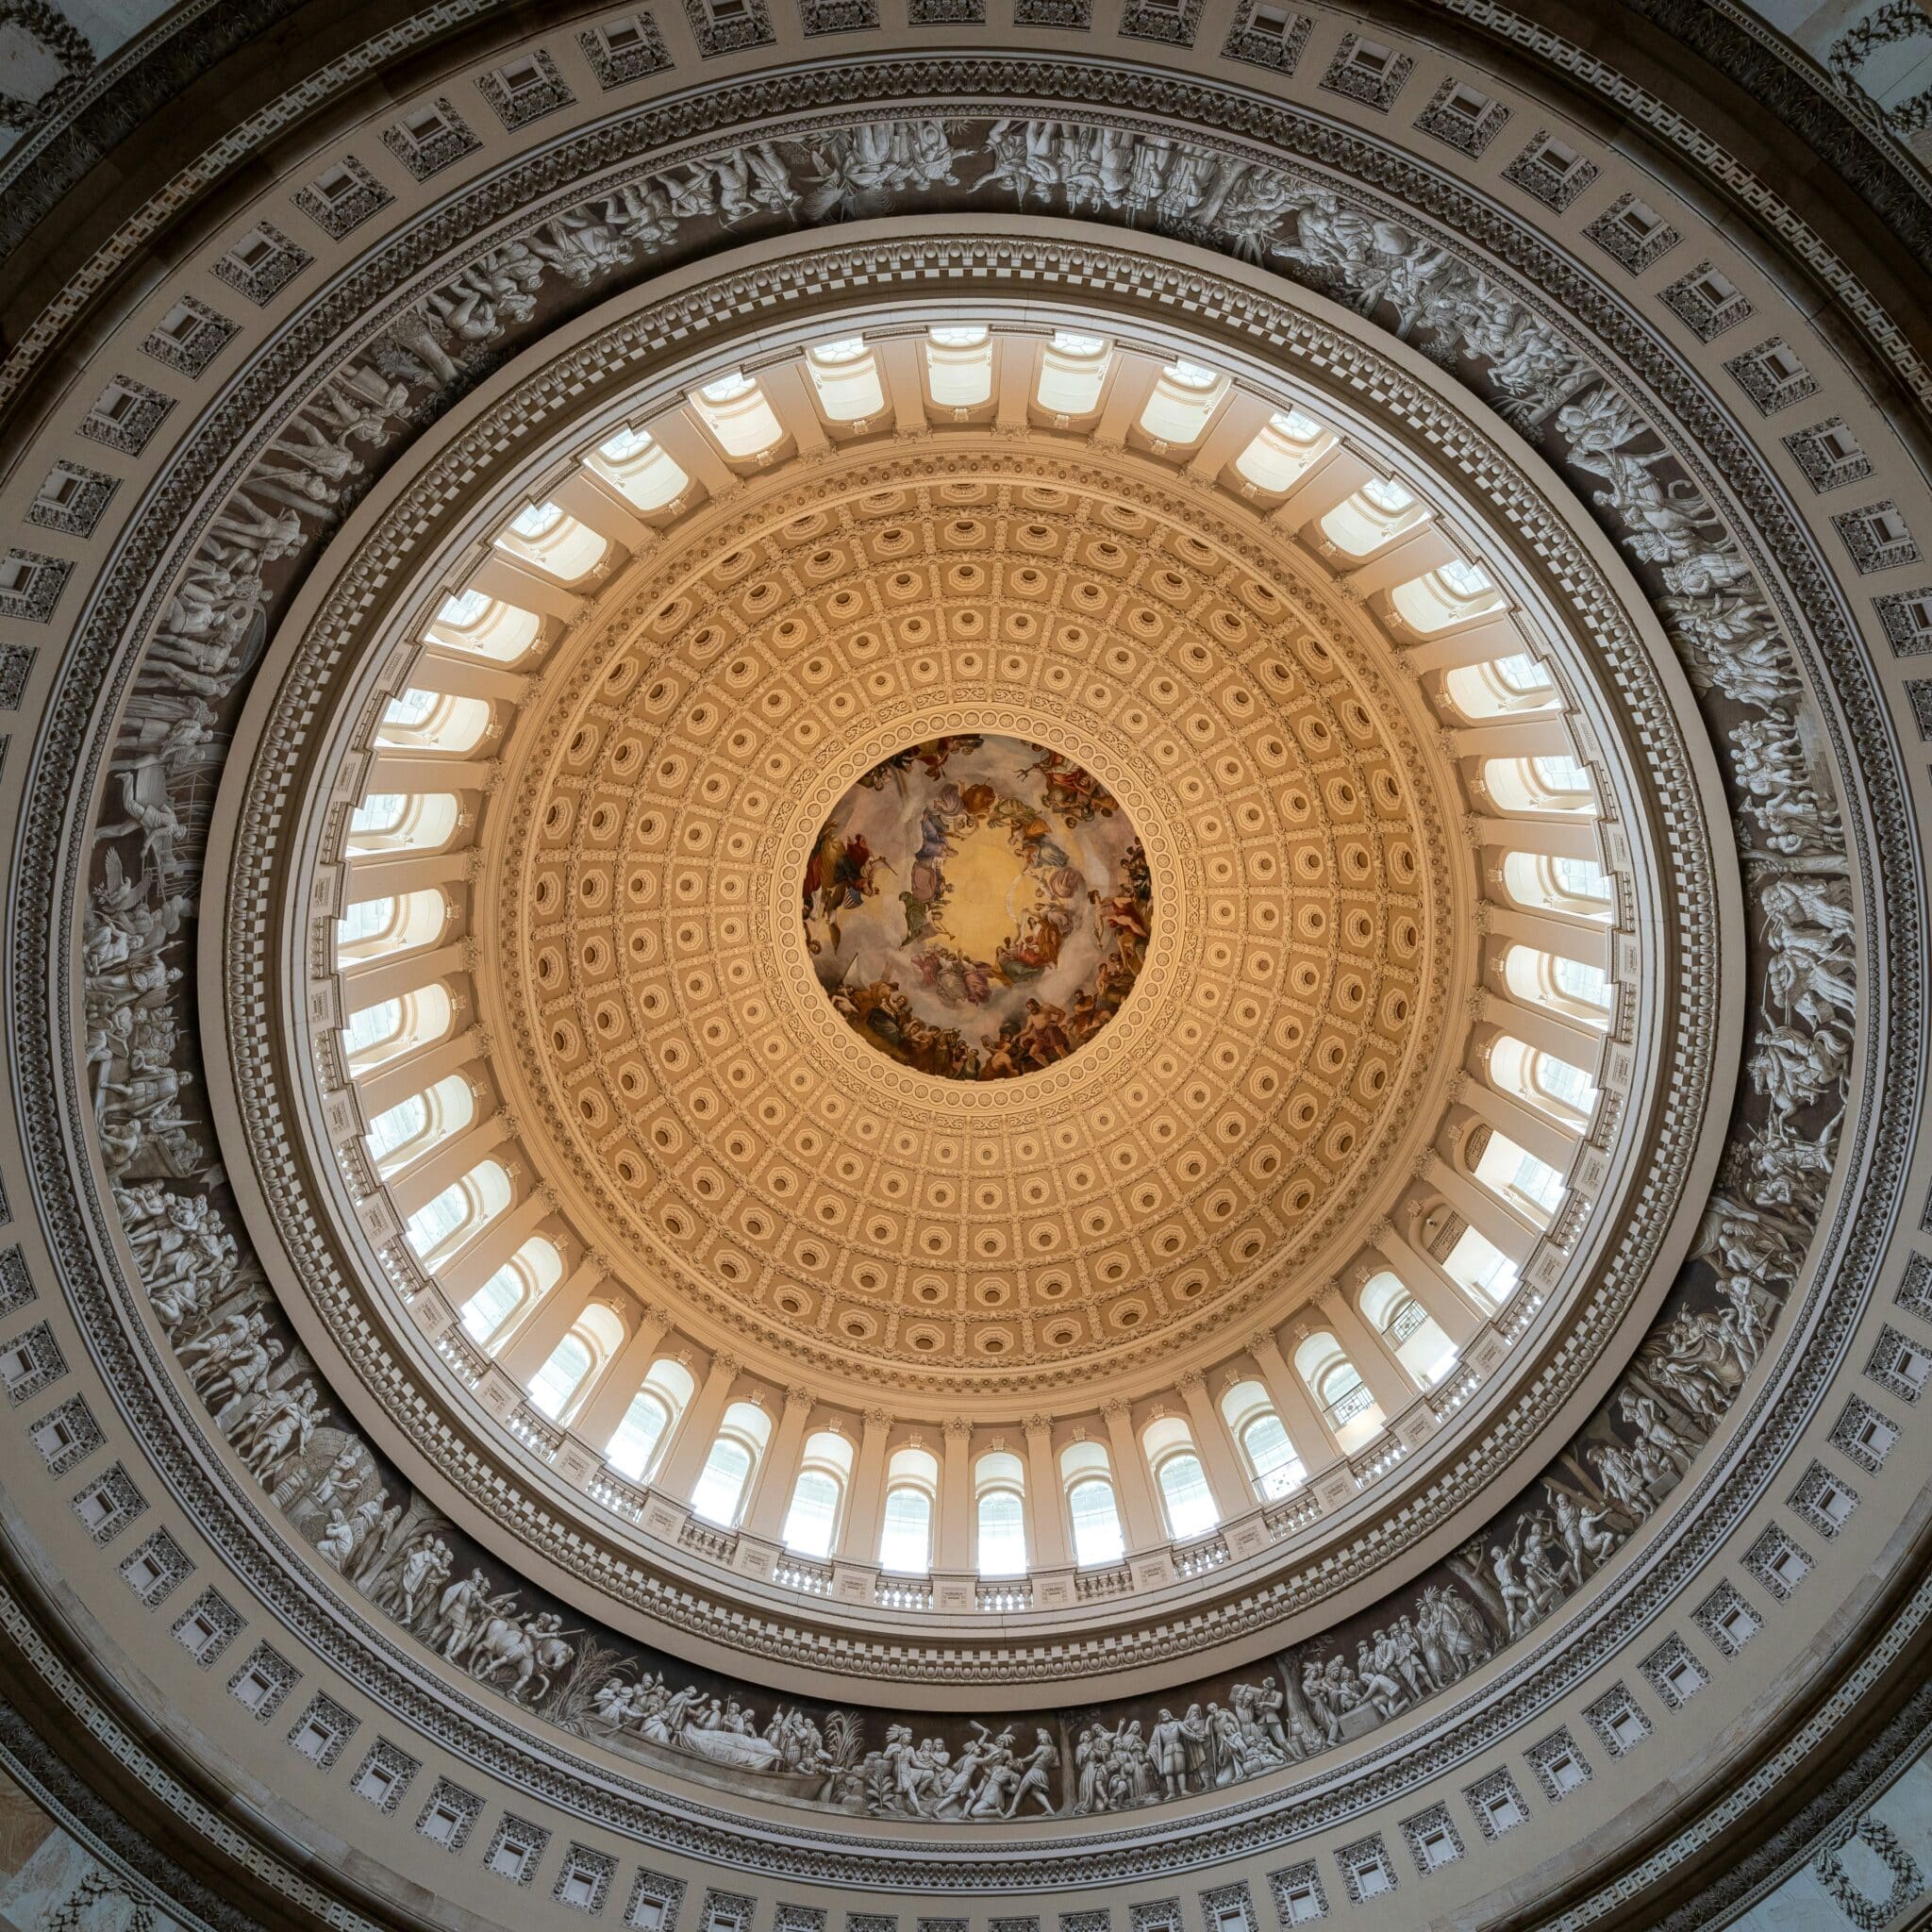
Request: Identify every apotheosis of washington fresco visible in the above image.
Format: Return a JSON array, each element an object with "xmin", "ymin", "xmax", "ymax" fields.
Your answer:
[{"xmin": 803, "ymin": 735, "xmax": 1154, "ymax": 1079}]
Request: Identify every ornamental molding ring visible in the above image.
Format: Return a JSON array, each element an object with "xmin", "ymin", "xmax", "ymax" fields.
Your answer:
[
  {"xmin": 479, "ymin": 446, "xmax": 1463, "ymax": 1387},
  {"xmin": 4, "ymin": 64, "xmax": 1916, "ymax": 1901},
  {"xmin": 192, "ymin": 232, "xmax": 1733, "ymax": 1718}
]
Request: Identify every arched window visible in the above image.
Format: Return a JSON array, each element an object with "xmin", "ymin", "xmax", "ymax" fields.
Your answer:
[
  {"xmin": 1501, "ymin": 945, "xmax": 1613, "ymax": 1027},
  {"xmin": 527, "ymin": 1334, "xmax": 592, "ymax": 1420},
  {"xmin": 1501, "ymin": 852, "xmax": 1613, "ymax": 922},
  {"xmin": 425, "ymin": 589, "xmax": 541, "ymax": 664},
  {"xmin": 1137, "ymin": 357, "xmax": 1227, "ymax": 445},
  {"xmin": 878, "ymin": 1446, "xmax": 938, "ymax": 1574},
  {"xmin": 1442, "ymin": 1224, "xmax": 1518, "ymax": 1308},
  {"xmin": 1471, "ymin": 1127, "xmax": 1566, "ymax": 1224},
  {"xmin": 1390, "ymin": 558, "xmax": 1505, "ymax": 635},
  {"xmin": 1490, "ymin": 1036, "xmax": 1598, "ymax": 1126},
  {"xmin": 974, "ymin": 1451, "xmax": 1028, "ymax": 1578},
  {"xmin": 527, "ymin": 1303, "xmax": 623, "ymax": 1424},
  {"xmin": 603, "ymin": 1357, "xmax": 694, "ymax": 1480},
  {"xmin": 1444, "ymin": 651, "xmax": 1559, "ymax": 719},
  {"xmin": 1359, "ymin": 1271, "xmax": 1457, "ymax": 1388},
  {"xmin": 690, "ymin": 371, "xmax": 784, "ymax": 459},
  {"xmin": 1483, "ymin": 755, "xmax": 1595, "ymax": 816},
  {"xmin": 924, "ymin": 325, "xmax": 993, "ymax": 408},
  {"xmin": 1294, "ymin": 1333, "xmax": 1382, "ymax": 1453},
  {"xmin": 362, "ymin": 1091, "xmax": 427, "ymax": 1167},
  {"xmin": 459, "ymin": 1236, "xmax": 562, "ymax": 1348},
  {"xmin": 1058, "ymin": 1441, "xmax": 1125, "ymax": 1567},
  {"xmin": 494, "ymin": 501, "xmax": 608, "ymax": 583},
  {"xmin": 364, "ymin": 1073, "xmax": 474, "ymax": 1175},
  {"xmin": 690, "ymin": 1400, "xmax": 772, "ymax": 1527},
  {"xmin": 1233, "ymin": 408, "xmax": 1330, "ymax": 493},
  {"xmin": 1219, "ymin": 1379, "xmax": 1306, "ymax": 1499},
  {"xmin": 344, "ymin": 791, "xmax": 461, "ymax": 858},
  {"xmin": 404, "ymin": 1158, "xmax": 510, "ymax": 1265},
  {"xmin": 344, "ymin": 983, "xmax": 453, "ymax": 1072},
  {"xmin": 1036, "ymin": 330, "xmax": 1110, "ymax": 416},
  {"xmin": 376, "ymin": 689, "xmax": 491, "ymax": 755},
  {"xmin": 782, "ymin": 1429, "xmax": 855, "ymax": 1558},
  {"xmin": 1320, "ymin": 475, "xmax": 1427, "ymax": 557},
  {"xmin": 588, "ymin": 425, "xmax": 690, "ymax": 511},
  {"xmin": 341, "ymin": 995, "xmax": 402, "ymax": 1059},
  {"xmin": 334, "ymin": 890, "xmax": 448, "ymax": 964},
  {"xmin": 805, "ymin": 336, "xmax": 885, "ymax": 423},
  {"xmin": 1141, "ymin": 1416, "xmax": 1219, "ymax": 1541}
]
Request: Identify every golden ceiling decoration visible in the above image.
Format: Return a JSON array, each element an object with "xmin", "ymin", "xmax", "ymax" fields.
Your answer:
[{"xmin": 489, "ymin": 453, "xmax": 1464, "ymax": 1385}]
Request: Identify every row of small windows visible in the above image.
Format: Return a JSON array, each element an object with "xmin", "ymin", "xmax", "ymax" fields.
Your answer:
[{"xmin": 402, "ymin": 328, "xmax": 1524, "ymax": 683}]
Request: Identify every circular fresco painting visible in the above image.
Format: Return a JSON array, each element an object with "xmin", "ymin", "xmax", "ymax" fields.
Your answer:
[{"xmin": 804, "ymin": 736, "xmax": 1153, "ymax": 1080}]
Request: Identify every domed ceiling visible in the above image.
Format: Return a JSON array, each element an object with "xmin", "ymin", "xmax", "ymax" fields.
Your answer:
[{"xmin": 0, "ymin": 5, "xmax": 1928, "ymax": 1931}]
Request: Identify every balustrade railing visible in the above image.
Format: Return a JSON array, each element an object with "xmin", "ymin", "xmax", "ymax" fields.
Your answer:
[
  {"xmin": 774, "ymin": 1554, "xmax": 834, "ymax": 1596},
  {"xmin": 1263, "ymin": 1490, "xmax": 1323, "ymax": 1539},
  {"xmin": 433, "ymin": 1325, "xmax": 488, "ymax": 1389},
  {"xmin": 506, "ymin": 1402, "xmax": 563, "ymax": 1459},
  {"xmin": 1174, "ymin": 1531, "xmax": 1230, "ymax": 1577},
  {"xmin": 1074, "ymin": 1562, "xmax": 1133, "ymax": 1600},
  {"xmin": 1348, "ymin": 1434, "xmax": 1407, "ymax": 1485},
  {"xmin": 976, "ymin": 1579, "xmax": 1033, "ymax": 1613},
  {"xmin": 587, "ymin": 1464, "xmax": 648, "ymax": 1521},
  {"xmin": 678, "ymin": 1516, "xmax": 739, "ymax": 1563},
  {"xmin": 875, "ymin": 1574, "xmax": 933, "ymax": 1611}
]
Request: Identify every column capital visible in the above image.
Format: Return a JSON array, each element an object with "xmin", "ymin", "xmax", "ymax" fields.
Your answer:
[
  {"xmin": 783, "ymin": 1385, "xmax": 815, "ymax": 1415},
  {"xmin": 863, "ymin": 1406, "xmax": 891, "ymax": 1430},
  {"xmin": 1175, "ymin": 1370, "xmax": 1206, "ymax": 1396},
  {"xmin": 942, "ymin": 1415, "xmax": 973, "ymax": 1440},
  {"xmin": 1024, "ymin": 1414, "xmax": 1052, "ymax": 1438}
]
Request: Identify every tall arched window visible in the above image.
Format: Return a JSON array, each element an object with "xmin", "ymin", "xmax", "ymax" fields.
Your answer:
[
  {"xmin": 343, "ymin": 984, "xmax": 455, "ymax": 1072},
  {"xmin": 344, "ymin": 791, "xmax": 460, "ymax": 857},
  {"xmin": 690, "ymin": 1401, "xmax": 772, "ymax": 1527},
  {"xmin": 425, "ymin": 588, "xmax": 541, "ymax": 664},
  {"xmin": 1471, "ymin": 1126, "xmax": 1566, "ymax": 1224},
  {"xmin": 376, "ymin": 688, "xmax": 491, "ymax": 755},
  {"xmin": 526, "ymin": 1304, "xmax": 624, "ymax": 1424},
  {"xmin": 1141, "ymin": 1416, "xmax": 1219, "ymax": 1541},
  {"xmin": 1219, "ymin": 1380, "xmax": 1306, "ymax": 1499},
  {"xmin": 781, "ymin": 1429, "xmax": 855, "ymax": 1558},
  {"xmin": 493, "ymin": 500, "xmax": 608, "ymax": 583},
  {"xmin": 459, "ymin": 1236, "xmax": 562, "ymax": 1348},
  {"xmin": 334, "ymin": 889, "xmax": 449, "ymax": 964},
  {"xmin": 1294, "ymin": 1333, "xmax": 1382, "ymax": 1454},
  {"xmin": 878, "ymin": 1447, "xmax": 937, "ymax": 1574},
  {"xmin": 588, "ymin": 425, "xmax": 690, "ymax": 513},
  {"xmin": 364, "ymin": 1073, "xmax": 474, "ymax": 1175},
  {"xmin": 1501, "ymin": 945, "xmax": 1613, "ymax": 1027},
  {"xmin": 1442, "ymin": 1224, "xmax": 1518, "ymax": 1308},
  {"xmin": 405, "ymin": 1158, "xmax": 510, "ymax": 1265},
  {"xmin": 1059, "ymin": 1441, "xmax": 1125, "ymax": 1567},
  {"xmin": 1483, "ymin": 755, "xmax": 1596, "ymax": 815},
  {"xmin": 603, "ymin": 1358, "xmax": 694, "ymax": 1481},
  {"xmin": 974, "ymin": 1451, "xmax": 1028, "ymax": 1577},
  {"xmin": 1490, "ymin": 1036, "xmax": 1598, "ymax": 1126},
  {"xmin": 527, "ymin": 1334, "xmax": 591, "ymax": 1421},
  {"xmin": 1359, "ymin": 1271, "xmax": 1457, "ymax": 1388},
  {"xmin": 1500, "ymin": 852, "xmax": 1613, "ymax": 921}
]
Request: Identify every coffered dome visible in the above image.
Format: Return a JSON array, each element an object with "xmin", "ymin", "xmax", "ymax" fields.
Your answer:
[{"xmin": 0, "ymin": 5, "xmax": 1927, "ymax": 1930}]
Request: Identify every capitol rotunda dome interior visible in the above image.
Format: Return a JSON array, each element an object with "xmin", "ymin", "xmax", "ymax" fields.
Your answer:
[{"xmin": 0, "ymin": 2, "xmax": 1930, "ymax": 1928}]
